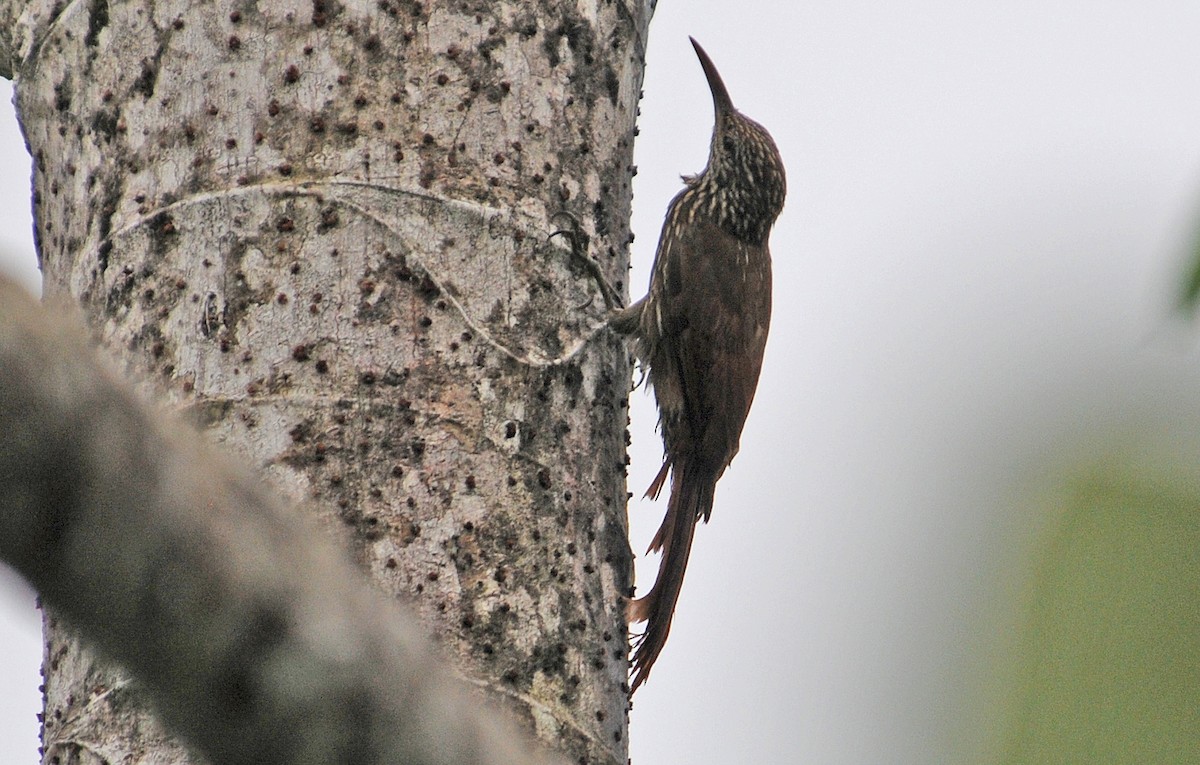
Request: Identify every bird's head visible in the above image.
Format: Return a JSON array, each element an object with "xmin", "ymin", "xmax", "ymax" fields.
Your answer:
[{"xmin": 689, "ymin": 37, "xmax": 786, "ymax": 243}]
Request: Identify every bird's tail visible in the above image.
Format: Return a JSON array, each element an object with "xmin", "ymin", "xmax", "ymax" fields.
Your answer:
[{"xmin": 628, "ymin": 461, "xmax": 715, "ymax": 693}]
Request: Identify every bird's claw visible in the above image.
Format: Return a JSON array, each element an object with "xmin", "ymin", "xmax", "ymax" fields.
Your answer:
[{"xmin": 548, "ymin": 210, "xmax": 623, "ymax": 311}]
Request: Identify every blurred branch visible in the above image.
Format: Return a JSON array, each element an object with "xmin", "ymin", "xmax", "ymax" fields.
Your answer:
[
  {"xmin": 1177, "ymin": 211, "xmax": 1200, "ymax": 314},
  {"xmin": 0, "ymin": 275, "xmax": 565, "ymax": 765}
]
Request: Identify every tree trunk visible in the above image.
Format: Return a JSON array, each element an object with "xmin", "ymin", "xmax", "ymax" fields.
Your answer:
[{"xmin": 3, "ymin": 1, "xmax": 647, "ymax": 762}]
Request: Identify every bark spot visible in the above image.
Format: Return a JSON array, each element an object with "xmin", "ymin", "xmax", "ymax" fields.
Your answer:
[
  {"xmin": 85, "ymin": 0, "xmax": 110, "ymax": 47},
  {"xmin": 604, "ymin": 64, "xmax": 620, "ymax": 105},
  {"xmin": 53, "ymin": 78, "xmax": 71, "ymax": 113},
  {"xmin": 133, "ymin": 54, "xmax": 162, "ymax": 99}
]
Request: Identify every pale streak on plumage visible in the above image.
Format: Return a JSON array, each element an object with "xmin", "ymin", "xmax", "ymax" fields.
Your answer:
[{"xmin": 609, "ymin": 38, "xmax": 786, "ymax": 693}]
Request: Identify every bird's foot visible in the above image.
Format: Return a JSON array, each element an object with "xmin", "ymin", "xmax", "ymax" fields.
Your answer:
[{"xmin": 548, "ymin": 210, "xmax": 624, "ymax": 311}]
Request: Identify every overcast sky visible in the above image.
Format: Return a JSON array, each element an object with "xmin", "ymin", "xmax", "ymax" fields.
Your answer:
[{"xmin": 5, "ymin": 3, "xmax": 1200, "ymax": 764}]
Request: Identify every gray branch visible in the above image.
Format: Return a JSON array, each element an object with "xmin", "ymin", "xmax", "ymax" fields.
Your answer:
[{"xmin": 0, "ymin": 275, "xmax": 566, "ymax": 765}]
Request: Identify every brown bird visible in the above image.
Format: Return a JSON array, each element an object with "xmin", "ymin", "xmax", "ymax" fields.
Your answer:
[{"xmin": 610, "ymin": 38, "xmax": 786, "ymax": 693}]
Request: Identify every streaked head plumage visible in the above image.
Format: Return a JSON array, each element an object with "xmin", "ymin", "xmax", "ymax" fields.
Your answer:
[{"xmin": 688, "ymin": 37, "xmax": 786, "ymax": 244}]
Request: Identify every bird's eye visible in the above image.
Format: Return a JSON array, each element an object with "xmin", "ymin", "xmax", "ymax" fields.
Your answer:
[{"xmin": 722, "ymin": 136, "xmax": 736, "ymax": 153}]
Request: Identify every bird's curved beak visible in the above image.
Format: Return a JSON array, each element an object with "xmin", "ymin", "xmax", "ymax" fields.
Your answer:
[{"xmin": 689, "ymin": 37, "xmax": 735, "ymax": 116}]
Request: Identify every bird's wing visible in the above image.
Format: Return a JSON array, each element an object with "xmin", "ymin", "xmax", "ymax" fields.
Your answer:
[{"xmin": 655, "ymin": 218, "xmax": 772, "ymax": 480}]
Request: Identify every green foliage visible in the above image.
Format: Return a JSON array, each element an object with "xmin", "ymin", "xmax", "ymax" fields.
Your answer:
[
  {"xmin": 1178, "ymin": 216, "xmax": 1200, "ymax": 313},
  {"xmin": 1001, "ymin": 469, "xmax": 1200, "ymax": 764}
]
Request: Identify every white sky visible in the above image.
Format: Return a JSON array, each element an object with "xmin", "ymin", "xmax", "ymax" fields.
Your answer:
[{"xmin": 5, "ymin": 3, "xmax": 1200, "ymax": 763}]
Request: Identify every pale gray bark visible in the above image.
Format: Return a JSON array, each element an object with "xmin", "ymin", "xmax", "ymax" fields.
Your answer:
[
  {"xmin": 1, "ymin": 0, "xmax": 649, "ymax": 762},
  {"xmin": 0, "ymin": 276, "xmax": 567, "ymax": 765}
]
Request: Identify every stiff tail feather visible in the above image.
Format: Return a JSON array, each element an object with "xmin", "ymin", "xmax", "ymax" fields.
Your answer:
[{"xmin": 628, "ymin": 462, "xmax": 715, "ymax": 692}]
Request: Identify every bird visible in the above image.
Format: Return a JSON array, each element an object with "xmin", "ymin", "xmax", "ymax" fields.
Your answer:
[{"xmin": 610, "ymin": 37, "xmax": 786, "ymax": 693}]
